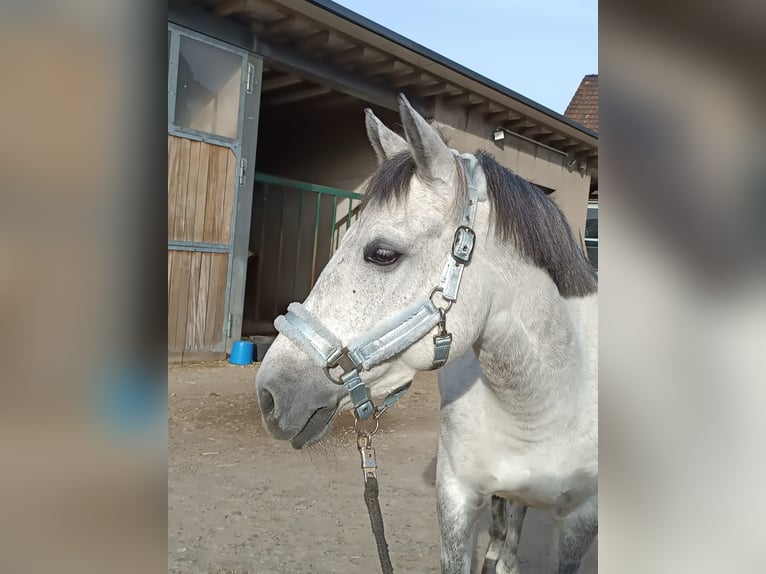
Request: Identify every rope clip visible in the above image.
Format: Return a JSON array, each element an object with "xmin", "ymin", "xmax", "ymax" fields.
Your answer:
[{"xmin": 357, "ymin": 430, "xmax": 378, "ymax": 481}]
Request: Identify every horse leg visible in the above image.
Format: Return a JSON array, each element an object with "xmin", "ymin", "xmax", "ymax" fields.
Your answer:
[
  {"xmin": 436, "ymin": 442, "xmax": 483, "ymax": 574},
  {"xmin": 552, "ymin": 496, "xmax": 598, "ymax": 574},
  {"xmin": 481, "ymin": 496, "xmax": 508, "ymax": 573},
  {"xmin": 494, "ymin": 500, "xmax": 527, "ymax": 574}
]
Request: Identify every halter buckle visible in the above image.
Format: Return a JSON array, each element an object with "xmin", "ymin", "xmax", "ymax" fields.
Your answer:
[
  {"xmin": 452, "ymin": 225, "xmax": 476, "ymax": 264},
  {"xmin": 324, "ymin": 347, "xmax": 361, "ymax": 384},
  {"xmin": 343, "ymin": 369, "xmax": 374, "ymax": 420}
]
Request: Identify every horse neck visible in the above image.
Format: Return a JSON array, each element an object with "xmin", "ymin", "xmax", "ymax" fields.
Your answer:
[{"xmin": 473, "ymin": 255, "xmax": 594, "ymax": 419}]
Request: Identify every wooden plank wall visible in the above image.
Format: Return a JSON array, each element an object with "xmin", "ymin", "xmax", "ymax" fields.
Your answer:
[
  {"xmin": 167, "ymin": 250, "xmax": 229, "ymax": 353},
  {"xmin": 167, "ymin": 135, "xmax": 236, "ymax": 354},
  {"xmin": 168, "ymin": 135, "xmax": 237, "ymax": 244}
]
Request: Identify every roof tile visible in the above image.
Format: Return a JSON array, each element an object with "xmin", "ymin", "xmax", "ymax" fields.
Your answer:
[{"xmin": 564, "ymin": 74, "xmax": 598, "ymax": 133}]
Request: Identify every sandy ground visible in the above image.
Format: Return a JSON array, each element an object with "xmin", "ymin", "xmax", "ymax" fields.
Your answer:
[{"xmin": 168, "ymin": 362, "xmax": 597, "ymax": 573}]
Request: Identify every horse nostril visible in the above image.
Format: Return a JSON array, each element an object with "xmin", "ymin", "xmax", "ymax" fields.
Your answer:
[{"xmin": 258, "ymin": 387, "xmax": 275, "ymax": 418}]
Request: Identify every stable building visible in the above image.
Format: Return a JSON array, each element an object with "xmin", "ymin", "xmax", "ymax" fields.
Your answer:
[
  {"xmin": 565, "ymin": 73, "xmax": 599, "ymax": 267},
  {"xmin": 167, "ymin": 0, "xmax": 599, "ymax": 362}
]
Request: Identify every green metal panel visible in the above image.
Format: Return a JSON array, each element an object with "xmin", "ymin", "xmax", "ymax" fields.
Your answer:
[
  {"xmin": 311, "ymin": 192, "xmax": 322, "ymax": 284},
  {"xmin": 272, "ymin": 183, "xmax": 287, "ymax": 319},
  {"xmin": 245, "ymin": 173, "xmax": 363, "ymax": 337},
  {"xmin": 254, "ymin": 172, "xmax": 363, "ymax": 199},
  {"xmin": 292, "ymin": 192, "xmax": 304, "ymax": 299},
  {"xmin": 330, "ymin": 195, "xmax": 338, "ymax": 257}
]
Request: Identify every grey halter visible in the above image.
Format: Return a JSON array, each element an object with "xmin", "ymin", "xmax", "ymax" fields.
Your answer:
[{"xmin": 274, "ymin": 153, "xmax": 486, "ymax": 420}]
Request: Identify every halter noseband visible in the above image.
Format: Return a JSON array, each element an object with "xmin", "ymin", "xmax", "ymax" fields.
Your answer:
[{"xmin": 273, "ymin": 153, "xmax": 485, "ymax": 420}]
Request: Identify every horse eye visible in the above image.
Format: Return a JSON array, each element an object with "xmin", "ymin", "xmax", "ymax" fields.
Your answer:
[{"xmin": 364, "ymin": 247, "xmax": 401, "ymax": 266}]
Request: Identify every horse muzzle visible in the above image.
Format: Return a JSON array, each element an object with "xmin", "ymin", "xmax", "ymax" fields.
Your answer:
[{"xmin": 255, "ymin": 357, "xmax": 341, "ymax": 448}]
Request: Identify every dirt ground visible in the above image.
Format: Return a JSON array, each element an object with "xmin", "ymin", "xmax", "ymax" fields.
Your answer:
[{"xmin": 168, "ymin": 362, "xmax": 597, "ymax": 573}]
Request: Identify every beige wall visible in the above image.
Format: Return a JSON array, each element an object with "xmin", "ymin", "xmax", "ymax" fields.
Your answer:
[
  {"xmin": 255, "ymin": 99, "xmax": 592, "ymax": 243},
  {"xmin": 255, "ymin": 101, "xmax": 396, "ymax": 193},
  {"xmin": 432, "ymin": 98, "xmax": 592, "ymax": 244}
]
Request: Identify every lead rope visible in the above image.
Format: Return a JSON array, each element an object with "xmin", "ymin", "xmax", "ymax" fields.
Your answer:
[{"xmin": 357, "ymin": 414, "xmax": 394, "ymax": 574}]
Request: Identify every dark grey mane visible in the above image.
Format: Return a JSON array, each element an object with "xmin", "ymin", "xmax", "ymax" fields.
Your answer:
[
  {"xmin": 362, "ymin": 150, "xmax": 597, "ymax": 298},
  {"xmin": 362, "ymin": 150, "xmax": 418, "ymax": 206}
]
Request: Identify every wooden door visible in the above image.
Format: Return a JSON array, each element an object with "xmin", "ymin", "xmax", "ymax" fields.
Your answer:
[
  {"xmin": 167, "ymin": 137, "xmax": 237, "ymax": 356},
  {"xmin": 167, "ymin": 24, "xmax": 259, "ymax": 361}
]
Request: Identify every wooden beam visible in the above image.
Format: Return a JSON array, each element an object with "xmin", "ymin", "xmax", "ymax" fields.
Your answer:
[
  {"xmin": 416, "ymin": 82, "xmax": 446, "ymax": 98},
  {"xmin": 505, "ymin": 117, "xmax": 534, "ymax": 130},
  {"xmin": 334, "ymin": 45, "xmax": 365, "ymax": 65},
  {"xmin": 392, "ymin": 71, "xmax": 422, "ymax": 87},
  {"xmin": 467, "ymin": 93, "xmax": 484, "ymax": 106},
  {"xmin": 365, "ymin": 59, "xmax": 400, "ymax": 76},
  {"xmin": 539, "ymin": 133, "xmax": 567, "ymax": 145},
  {"xmin": 484, "ymin": 110, "xmax": 510, "ymax": 123},
  {"xmin": 445, "ymin": 92, "xmax": 469, "ymax": 106},
  {"xmin": 261, "ymin": 73, "xmax": 302, "ymax": 92},
  {"xmin": 487, "ymin": 102, "xmax": 505, "ymax": 114},
  {"xmin": 255, "ymin": 37, "xmax": 427, "ymax": 111},
  {"xmin": 522, "ymin": 125, "xmax": 553, "ymax": 138},
  {"xmin": 299, "ymin": 30, "xmax": 330, "ymax": 51},
  {"xmin": 267, "ymin": 15, "xmax": 295, "ymax": 35},
  {"xmin": 561, "ymin": 142, "xmax": 589, "ymax": 154},
  {"xmin": 389, "ymin": 65, "xmax": 417, "ymax": 80},
  {"xmin": 468, "ymin": 100, "xmax": 490, "ymax": 113},
  {"xmin": 267, "ymin": 86, "xmax": 331, "ymax": 106},
  {"xmin": 212, "ymin": 0, "xmax": 247, "ymax": 16}
]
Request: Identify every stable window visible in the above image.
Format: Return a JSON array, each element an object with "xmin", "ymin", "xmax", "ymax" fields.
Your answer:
[
  {"xmin": 173, "ymin": 35, "xmax": 243, "ymax": 139},
  {"xmin": 585, "ymin": 203, "xmax": 598, "ymax": 267}
]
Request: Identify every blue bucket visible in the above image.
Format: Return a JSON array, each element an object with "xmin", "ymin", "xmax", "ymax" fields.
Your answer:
[{"xmin": 229, "ymin": 340, "xmax": 255, "ymax": 365}]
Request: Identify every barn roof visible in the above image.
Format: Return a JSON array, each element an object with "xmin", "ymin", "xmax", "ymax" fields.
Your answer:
[
  {"xmin": 171, "ymin": 0, "xmax": 597, "ymax": 173},
  {"xmin": 564, "ymin": 74, "xmax": 598, "ymax": 133}
]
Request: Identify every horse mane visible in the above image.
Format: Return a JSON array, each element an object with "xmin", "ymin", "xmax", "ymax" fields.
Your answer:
[{"xmin": 362, "ymin": 150, "xmax": 597, "ymax": 298}]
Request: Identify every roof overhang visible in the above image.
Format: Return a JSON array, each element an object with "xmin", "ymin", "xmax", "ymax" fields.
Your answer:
[{"xmin": 170, "ymin": 0, "xmax": 598, "ymax": 175}]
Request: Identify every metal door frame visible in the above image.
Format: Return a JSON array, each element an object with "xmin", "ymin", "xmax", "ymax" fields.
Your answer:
[{"xmin": 167, "ymin": 22, "xmax": 261, "ymax": 352}]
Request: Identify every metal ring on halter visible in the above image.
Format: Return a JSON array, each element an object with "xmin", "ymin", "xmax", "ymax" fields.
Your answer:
[
  {"xmin": 323, "ymin": 365, "xmax": 343, "ymax": 384},
  {"xmin": 429, "ymin": 286, "xmax": 453, "ymax": 314},
  {"xmin": 324, "ymin": 350, "xmax": 359, "ymax": 385},
  {"xmin": 354, "ymin": 415, "xmax": 379, "ymax": 437}
]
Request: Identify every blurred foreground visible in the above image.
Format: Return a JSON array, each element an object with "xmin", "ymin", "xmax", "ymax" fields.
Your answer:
[
  {"xmin": 600, "ymin": 3, "xmax": 766, "ymax": 573},
  {"xmin": 0, "ymin": 1, "xmax": 763, "ymax": 573}
]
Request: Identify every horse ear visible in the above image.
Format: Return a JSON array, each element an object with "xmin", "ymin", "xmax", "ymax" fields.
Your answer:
[
  {"xmin": 397, "ymin": 94, "xmax": 455, "ymax": 184},
  {"xmin": 365, "ymin": 108, "xmax": 407, "ymax": 165}
]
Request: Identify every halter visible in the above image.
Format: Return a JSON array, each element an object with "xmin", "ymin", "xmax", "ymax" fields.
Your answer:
[{"xmin": 273, "ymin": 153, "xmax": 486, "ymax": 420}]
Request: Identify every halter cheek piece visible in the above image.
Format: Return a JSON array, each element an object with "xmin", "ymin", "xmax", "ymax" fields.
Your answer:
[{"xmin": 274, "ymin": 153, "xmax": 485, "ymax": 420}]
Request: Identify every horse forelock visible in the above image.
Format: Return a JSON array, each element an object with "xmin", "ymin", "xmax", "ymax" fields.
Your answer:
[{"xmin": 361, "ymin": 151, "xmax": 416, "ymax": 209}]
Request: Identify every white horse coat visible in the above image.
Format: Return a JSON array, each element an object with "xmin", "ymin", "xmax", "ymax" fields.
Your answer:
[{"xmin": 256, "ymin": 95, "xmax": 597, "ymax": 573}]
